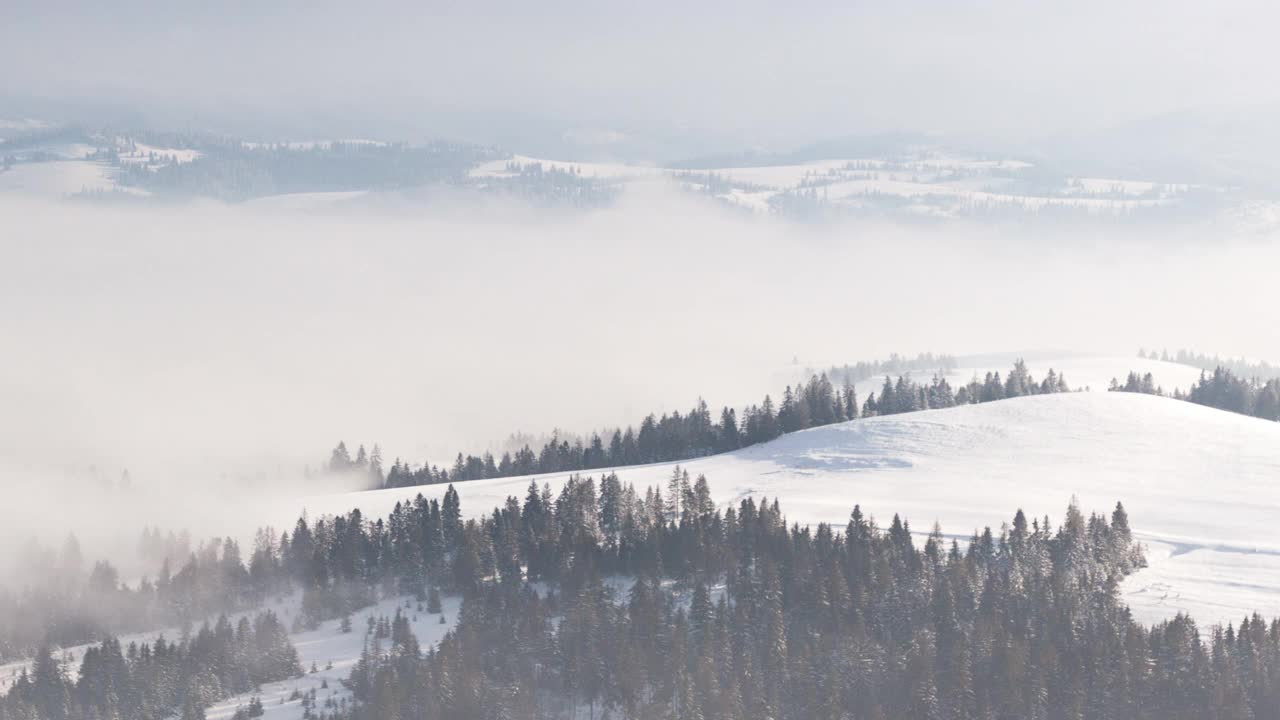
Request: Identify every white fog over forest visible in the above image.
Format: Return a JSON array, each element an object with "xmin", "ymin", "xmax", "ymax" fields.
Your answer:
[{"xmin": 3, "ymin": 3, "xmax": 1280, "ymax": 720}]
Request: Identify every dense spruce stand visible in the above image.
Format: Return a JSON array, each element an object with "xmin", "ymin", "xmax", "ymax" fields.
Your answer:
[
  {"xmin": 1111, "ymin": 365, "xmax": 1280, "ymax": 421},
  {"xmin": 2, "ymin": 611, "xmax": 298, "ymax": 720},
  {"xmin": 4, "ymin": 471, "xmax": 1279, "ymax": 719},
  {"xmin": 0, "ymin": 358, "xmax": 1073, "ymax": 668}
]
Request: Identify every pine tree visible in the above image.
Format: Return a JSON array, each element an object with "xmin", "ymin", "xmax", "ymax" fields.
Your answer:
[
  {"xmin": 442, "ymin": 485, "xmax": 462, "ymax": 543},
  {"xmin": 328, "ymin": 441, "xmax": 352, "ymax": 472}
]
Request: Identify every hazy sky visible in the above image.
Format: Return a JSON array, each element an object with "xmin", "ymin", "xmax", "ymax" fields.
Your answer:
[
  {"xmin": 4, "ymin": 187, "xmax": 1278, "ymax": 481},
  {"xmin": 4, "ymin": 0, "xmax": 1279, "ymax": 145}
]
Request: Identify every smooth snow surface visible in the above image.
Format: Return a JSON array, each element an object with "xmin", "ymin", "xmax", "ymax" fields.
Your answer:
[{"xmin": 301, "ymin": 390, "xmax": 1280, "ymax": 631}]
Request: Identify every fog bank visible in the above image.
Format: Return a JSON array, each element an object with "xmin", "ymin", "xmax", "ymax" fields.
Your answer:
[{"xmin": 2, "ymin": 185, "xmax": 1279, "ymax": 560}]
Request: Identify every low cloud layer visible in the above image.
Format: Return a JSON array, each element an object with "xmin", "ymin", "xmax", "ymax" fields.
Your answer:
[{"xmin": 2, "ymin": 185, "xmax": 1279, "ymax": 561}]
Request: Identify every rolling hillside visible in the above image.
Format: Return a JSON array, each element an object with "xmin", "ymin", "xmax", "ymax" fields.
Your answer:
[
  {"xmin": 300, "ymin": 389, "xmax": 1280, "ymax": 630},
  {"xmin": 7, "ymin": 355, "xmax": 1271, "ymax": 719}
]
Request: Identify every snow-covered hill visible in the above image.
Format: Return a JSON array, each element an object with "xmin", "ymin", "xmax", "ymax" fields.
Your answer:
[
  {"xmin": 300, "ymin": 390, "xmax": 1280, "ymax": 630},
  {"xmin": 4, "ymin": 356, "xmax": 1271, "ymax": 718}
]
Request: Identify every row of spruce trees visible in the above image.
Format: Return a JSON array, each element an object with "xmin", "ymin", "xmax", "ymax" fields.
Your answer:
[
  {"xmin": 351, "ymin": 358, "xmax": 1070, "ymax": 489},
  {"xmin": 7, "ymin": 471, "xmax": 1280, "ymax": 719},
  {"xmin": 1111, "ymin": 366, "xmax": 1280, "ymax": 421},
  {"xmin": 0, "ymin": 609, "xmax": 299, "ymax": 720},
  {"xmin": 0, "ymin": 530, "xmax": 304, "ymax": 662},
  {"xmin": 307, "ymin": 471, "xmax": 1277, "ymax": 720},
  {"xmin": 1139, "ymin": 348, "xmax": 1280, "ymax": 382}
]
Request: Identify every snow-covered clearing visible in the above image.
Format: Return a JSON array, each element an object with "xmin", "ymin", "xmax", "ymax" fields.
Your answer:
[
  {"xmin": 0, "ymin": 592, "xmax": 462, "ymax": 720},
  {"xmin": 206, "ymin": 594, "xmax": 461, "ymax": 720},
  {"xmin": 115, "ymin": 141, "xmax": 202, "ymax": 165}
]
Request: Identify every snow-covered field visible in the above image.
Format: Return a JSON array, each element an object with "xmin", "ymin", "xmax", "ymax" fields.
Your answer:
[
  {"xmin": 298, "ymin": 368, "xmax": 1280, "ymax": 631},
  {"xmin": 206, "ymin": 594, "xmax": 460, "ymax": 720},
  {"xmin": 115, "ymin": 141, "xmax": 201, "ymax": 166}
]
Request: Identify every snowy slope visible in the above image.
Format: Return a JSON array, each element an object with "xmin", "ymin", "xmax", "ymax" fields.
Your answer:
[
  {"xmin": 4, "ymin": 361, "xmax": 1269, "ymax": 715},
  {"xmin": 0, "ymin": 592, "xmax": 463, "ymax": 720},
  {"xmin": 299, "ymin": 391, "xmax": 1280, "ymax": 630},
  {"xmin": 205, "ymin": 594, "xmax": 461, "ymax": 720}
]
